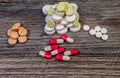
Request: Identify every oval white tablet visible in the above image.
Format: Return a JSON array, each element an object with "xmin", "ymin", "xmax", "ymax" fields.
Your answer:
[
  {"xmin": 45, "ymin": 24, "xmax": 55, "ymax": 32},
  {"xmin": 42, "ymin": 5, "xmax": 51, "ymax": 15},
  {"xmin": 56, "ymin": 24, "xmax": 64, "ymax": 31},
  {"xmin": 67, "ymin": 23, "xmax": 73, "ymax": 28},
  {"xmin": 60, "ymin": 19, "xmax": 68, "ymax": 25},
  {"xmin": 44, "ymin": 28, "xmax": 56, "ymax": 35},
  {"xmin": 101, "ymin": 34, "xmax": 108, "ymax": 40},
  {"xmin": 65, "ymin": 14, "xmax": 76, "ymax": 22},
  {"xmin": 45, "ymin": 15, "xmax": 53, "ymax": 23},
  {"xmin": 52, "ymin": 14, "xmax": 62, "ymax": 21},
  {"xmin": 69, "ymin": 24, "xmax": 81, "ymax": 32},
  {"xmin": 83, "ymin": 25, "xmax": 90, "ymax": 31},
  {"xmin": 94, "ymin": 26, "xmax": 101, "ymax": 32},
  {"xmin": 95, "ymin": 32, "xmax": 102, "ymax": 38},
  {"xmin": 57, "ymin": 27, "xmax": 68, "ymax": 34},
  {"xmin": 101, "ymin": 28, "xmax": 107, "ymax": 34},
  {"xmin": 89, "ymin": 29, "xmax": 96, "ymax": 35}
]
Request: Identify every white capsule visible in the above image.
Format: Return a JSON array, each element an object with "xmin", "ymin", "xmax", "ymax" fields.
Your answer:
[
  {"xmin": 52, "ymin": 14, "xmax": 62, "ymax": 21},
  {"xmin": 67, "ymin": 23, "xmax": 73, "ymax": 28},
  {"xmin": 95, "ymin": 32, "xmax": 102, "ymax": 38},
  {"xmin": 89, "ymin": 29, "xmax": 96, "ymax": 35},
  {"xmin": 60, "ymin": 19, "xmax": 69, "ymax": 25},
  {"xmin": 45, "ymin": 24, "xmax": 54, "ymax": 32},
  {"xmin": 57, "ymin": 27, "xmax": 68, "ymax": 34},
  {"xmin": 83, "ymin": 25, "xmax": 90, "ymax": 31},
  {"xmin": 44, "ymin": 28, "xmax": 55, "ymax": 35},
  {"xmin": 69, "ymin": 24, "xmax": 81, "ymax": 32},
  {"xmin": 65, "ymin": 14, "xmax": 76, "ymax": 22},
  {"xmin": 101, "ymin": 34, "xmax": 109, "ymax": 40},
  {"xmin": 45, "ymin": 15, "xmax": 53, "ymax": 23},
  {"xmin": 101, "ymin": 28, "xmax": 107, "ymax": 34},
  {"xmin": 94, "ymin": 26, "xmax": 101, "ymax": 32},
  {"xmin": 42, "ymin": 5, "xmax": 51, "ymax": 15},
  {"xmin": 56, "ymin": 24, "xmax": 64, "ymax": 31}
]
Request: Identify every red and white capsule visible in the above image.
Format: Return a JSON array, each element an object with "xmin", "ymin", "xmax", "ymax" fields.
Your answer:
[
  {"xmin": 50, "ymin": 38, "xmax": 64, "ymax": 44},
  {"xmin": 51, "ymin": 47, "xmax": 65, "ymax": 55},
  {"xmin": 56, "ymin": 55, "xmax": 70, "ymax": 61},
  {"xmin": 64, "ymin": 49, "xmax": 79, "ymax": 56},
  {"xmin": 39, "ymin": 51, "xmax": 52, "ymax": 59},
  {"xmin": 44, "ymin": 45, "xmax": 58, "ymax": 51},
  {"xmin": 61, "ymin": 34, "xmax": 74, "ymax": 43}
]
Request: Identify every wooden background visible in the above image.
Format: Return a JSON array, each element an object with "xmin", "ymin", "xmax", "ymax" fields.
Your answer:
[{"xmin": 0, "ymin": 0, "xmax": 120, "ymax": 78}]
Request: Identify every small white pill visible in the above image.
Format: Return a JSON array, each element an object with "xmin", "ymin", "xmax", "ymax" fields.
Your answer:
[
  {"xmin": 94, "ymin": 26, "xmax": 101, "ymax": 32},
  {"xmin": 57, "ymin": 27, "xmax": 68, "ymax": 34},
  {"xmin": 83, "ymin": 25, "xmax": 90, "ymax": 31},
  {"xmin": 89, "ymin": 29, "xmax": 96, "ymax": 35},
  {"xmin": 101, "ymin": 34, "xmax": 109, "ymax": 40},
  {"xmin": 44, "ymin": 28, "xmax": 55, "ymax": 35},
  {"xmin": 72, "ymin": 3, "xmax": 78, "ymax": 11},
  {"xmin": 95, "ymin": 32, "xmax": 102, "ymax": 38},
  {"xmin": 55, "ymin": 11, "xmax": 65, "ymax": 17},
  {"xmin": 67, "ymin": 23, "xmax": 73, "ymax": 28},
  {"xmin": 69, "ymin": 24, "xmax": 81, "ymax": 32},
  {"xmin": 44, "ymin": 24, "xmax": 54, "ymax": 32},
  {"xmin": 60, "ymin": 19, "xmax": 69, "ymax": 25},
  {"xmin": 45, "ymin": 15, "xmax": 53, "ymax": 23},
  {"xmin": 52, "ymin": 14, "xmax": 62, "ymax": 21},
  {"xmin": 101, "ymin": 28, "xmax": 107, "ymax": 34},
  {"xmin": 56, "ymin": 24, "xmax": 64, "ymax": 31},
  {"xmin": 65, "ymin": 14, "xmax": 76, "ymax": 22},
  {"xmin": 42, "ymin": 5, "xmax": 51, "ymax": 15}
]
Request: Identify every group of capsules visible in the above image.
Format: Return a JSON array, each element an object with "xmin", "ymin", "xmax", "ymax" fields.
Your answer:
[
  {"xmin": 42, "ymin": 2, "xmax": 81, "ymax": 35},
  {"xmin": 39, "ymin": 34, "xmax": 79, "ymax": 61}
]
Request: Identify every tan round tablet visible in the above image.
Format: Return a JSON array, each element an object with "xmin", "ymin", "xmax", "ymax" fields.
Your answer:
[
  {"xmin": 9, "ymin": 31, "xmax": 19, "ymax": 39},
  {"xmin": 8, "ymin": 37, "xmax": 17, "ymax": 45},
  {"xmin": 11, "ymin": 23, "xmax": 21, "ymax": 31},
  {"xmin": 18, "ymin": 36, "xmax": 27, "ymax": 43},
  {"xmin": 7, "ymin": 29, "xmax": 12, "ymax": 36},
  {"xmin": 18, "ymin": 27, "xmax": 28, "ymax": 36}
]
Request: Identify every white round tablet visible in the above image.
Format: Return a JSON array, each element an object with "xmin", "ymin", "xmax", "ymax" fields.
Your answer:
[
  {"xmin": 83, "ymin": 25, "xmax": 90, "ymax": 31},
  {"xmin": 44, "ymin": 24, "xmax": 54, "ymax": 32},
  {"xmin": 55, "ymin": 11, "xmax": 65, "ymax": 17},
  {"xmin": 101, "ymin": 34, "xmax": 108, "ymax": 40},
  {"xmin": 67, "ymin": 23, "xmax": 73, "ymax": 28},
  {"xmin": 72, "ymin": 3, "xmax": 78, "ymax": 11},
  {"xmin": 95, "ymin": 32, "xmax": 102, "ymax": 38},
  {"xmin": 69, "ymin": 24, "xmax": 81, "ymax": 32},
  {"xmin": 101, "ymin": 28, "xmax": 107, "ymax": 34},
  {"xmin": 60, "ymin": 19, "xmax": 68, "ymax": 25},
  {"xmin": 42, "ymin": 5, "xmax": 51, "ymax": 15},
  {"xmin": 56, "ymin": 24, "xmax": 64, "ymax": 31},
  {"xmin": 52, "ymin": 14, "xmax": 62, "ymax": 21},
  {"xmin": 44, "ymin": 28, "xmax": 55, "ymax": 35},
  {"xmin": 57, "ymin": 27, "xmax": 68, "ymax": 34},
  {"xmin": 65, "ymin": 14, "xmax": 76, "ymax": 22},
  {"xmin": 89, "ymin": 29, "xmax": 96, "ymax": 35},
  {"xmin": 45, "ymin": 15, "xmax": 53, "ymax": 23},
  {"xmin": 94, "ymin": 26, "xmax": 101, "ymax": 32}
]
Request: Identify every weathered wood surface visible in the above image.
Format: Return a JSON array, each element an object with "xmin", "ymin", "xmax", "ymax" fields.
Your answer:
[{"xmin": 0, "ymin": 0, "xmax": 120, "ymax": 78}]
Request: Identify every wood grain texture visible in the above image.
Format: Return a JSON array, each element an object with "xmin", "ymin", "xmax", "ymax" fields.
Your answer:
[{"xmin": 0, "ymin": 0, "xmax": 120, "ymax": 78}]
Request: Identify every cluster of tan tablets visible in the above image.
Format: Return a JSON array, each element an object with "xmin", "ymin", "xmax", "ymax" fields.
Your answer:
[
  {"xmin": 42, "ymin": 2, "xmax": 81, "ymax": 35},
  {"xmin": 7, "ymin": 23, "xmax": 28, "ymax": 45},
  {"xmin": 39, "ymin": 34, "xmax": 79, "ymax": 61}
]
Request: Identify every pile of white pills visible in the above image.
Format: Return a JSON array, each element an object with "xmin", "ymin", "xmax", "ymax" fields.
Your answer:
[{"xmin": 42, "ymin": 2, "xmax": 81, "ymax": 35}]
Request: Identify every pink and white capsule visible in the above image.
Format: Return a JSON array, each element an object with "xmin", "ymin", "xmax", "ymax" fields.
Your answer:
[
  {"xmin": 64, "ymin": 49, "xmax": 79, "ymax": 56},
  {"xmin": 44, "ymin": 45, "xmax": 58, "ymax": 51},
  {"xmin": 50, "ymin": 38, "xmax": 64, "ymax": 44},
  {"xmin": 56, "ymin": 55, "xmax": 70, "ymax": 61},
  {"xmin": 39, "ymin": 51, "xmax": 52, "ymax": 59},
  {"xmin": 61, "ymin": 34, "xmax": 74, "ymax": 43},
  {"xmin": 51, "ymin": 47, "xmax": 65, "ymax": 55}
]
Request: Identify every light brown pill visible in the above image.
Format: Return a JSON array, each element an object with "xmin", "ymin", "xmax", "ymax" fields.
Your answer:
[
  {"xmin": 18, "ymin": 36, "xmax": 27, "ymax": 43},
  {"xmin": 9, "ymin": 31, "xmax": 19, "ymax": 39},
  {"xmin": 18, "ymin": 27, "xmax": 28, "ymax": 36},
  {"xmin": 7, "ymin": 29, "xmax": 12, "ymax": 36},
  {"xmin": 11, "ymin": 23, "xmax": 21, "ymax": 31},
  {"xmin": 8, "ymin": 37, "xmax": 17, "ymax": 45}
]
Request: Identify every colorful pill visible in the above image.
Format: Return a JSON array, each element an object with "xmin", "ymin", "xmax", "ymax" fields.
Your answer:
[
  {"xmin": 56, "ymin": 55, "xmax": 70, "ymax": 61},
  {"xmin": 51, "ymin": 47, "xmax": 65, "ymax": 55},
  {"xmin": 44, "ymin": 45, "xmax": 58, "ymax": 51},
  {"xmin": 64, "ymin": 49, "xmax": 79, "ymax": 56},
  {"xmin": 39, "ymin": 51, "xmax": 52, "ymax": 59},
  {"xmin": 61, "ymin": 34, "xmax": 74, "ymax": 43},
  {"xmin": 50, "ymin": 39, "xmax": 64, "ymax": 44}
]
